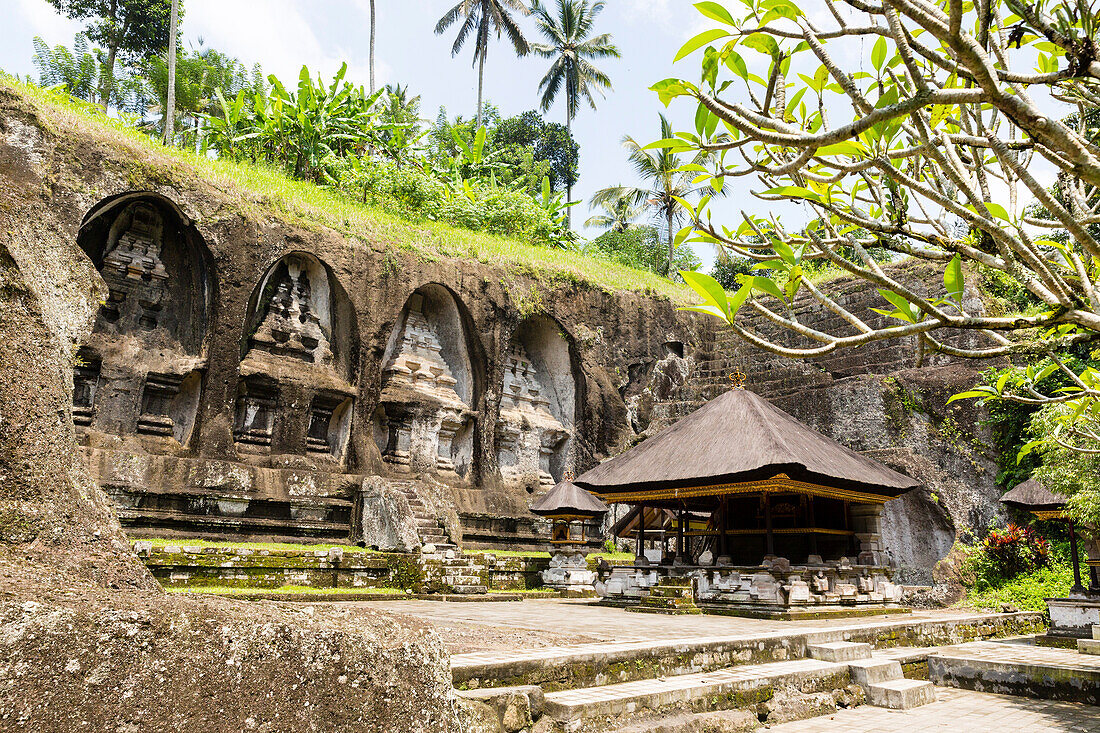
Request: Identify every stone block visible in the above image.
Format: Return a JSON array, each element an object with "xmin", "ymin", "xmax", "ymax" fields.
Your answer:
[
  {"xmin": 355, "ymin": 476, "xmax": 420, "ymax": 552},
  {"xmin": 847, "ymin": 659, "xmax": 903, "ymax": 686},
  {"xmin": 866, "ymin": 679, "xmax": 936, "ymax": 709},
  {"xmin": 1079, "ymin": 638, "xmax": 1100, "ymax": 655},
  {"xmin": 806, "ymin": 641, "xmax": 872, "ymax": 663}
]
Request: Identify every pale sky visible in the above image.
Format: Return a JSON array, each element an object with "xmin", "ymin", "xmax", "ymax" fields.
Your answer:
[{"xmin": 1, "ymin": 0, "xmax": 733, "ymax": 266}]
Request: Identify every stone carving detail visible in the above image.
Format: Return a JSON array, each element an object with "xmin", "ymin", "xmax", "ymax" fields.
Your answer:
[
  {"xmin": 307, "ymin": 394, "xmax": 351, "ymax": 458},
  {"xmin": 137, "ymin": 373, "xmax": 184, "ymax": 436},
  {"xmin": 249, "ymin": 256, "xmax": 332, "ymax": 365},
  {"xmin": 234, "ymin": 380, "xmax": 278, "ymax": 448},
  {"xmin": 376, "ymin": 294, "xmax": 474, "ymax": 477},
  {"xmin": 496, "ymin": 343, "xmax": 570, "ymax": 489},
  {"xmin": 72, "ymin": 355, "xmax": 100, "ymax": 427},
  {"xmin": 98, "ymin": 202, "xmax": 169, "ymax": 332}
]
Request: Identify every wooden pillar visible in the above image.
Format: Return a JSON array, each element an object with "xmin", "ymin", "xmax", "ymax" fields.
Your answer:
[
  {"xmin": 807, "ymin": 495, "xmax": 819, "ymax": 556},
  {"xmin": 720, "ymin": 497, "xmax": 730, "ymax": 560},
  {"xmin": 635, "ymin": 505, "xmax": 646, "ymax": 562},
  {"xmin": 677, "ymin": 506, "xmax": 686, "ymax": 563},
  {"xmin": 1068, "ymin": 519, "xmax": 1085, "ymax": 593},
  {"xmin": 764, "ymin": 493, "xmax": 775, "ymax": 557}
]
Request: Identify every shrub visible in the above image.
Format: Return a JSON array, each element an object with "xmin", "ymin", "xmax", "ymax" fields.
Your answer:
[{"xmin": 979, "ymin": 524, "xmax": 1050, "ymax": 579}]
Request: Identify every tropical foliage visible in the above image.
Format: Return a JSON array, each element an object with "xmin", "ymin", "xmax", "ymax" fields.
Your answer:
[
  {"xmin": 653, "ymin": 1, "xmax": 1100, "ymax": 523},
  {"xmin": 585, "ymin": 225, "xmax": 700, "ymax": 278}
]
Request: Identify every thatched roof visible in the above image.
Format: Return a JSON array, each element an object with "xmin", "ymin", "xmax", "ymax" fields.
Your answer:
[
  {"xmin": 576, "ymin": 388, "xmax": 919, "ymax": 500},
  {"xmin": 1001, "ymin": 478, "xmax": 1065, "ymax": 512},
  {"xmin": 530, "ymin": 480, "xmax": 608, "ymax": 518}
]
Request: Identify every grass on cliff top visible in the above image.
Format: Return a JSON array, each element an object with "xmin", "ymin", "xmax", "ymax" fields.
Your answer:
[
  {"xmin": 3, "ymin": 78, "xmax": 695, "ymax": 303},
  {"xmin": 166, "ymin": 585, "xmax": 404, "ymax": 596},
  {"xmin": 134, "ymin": 537, "xmax": 371, "ymax": 554}
]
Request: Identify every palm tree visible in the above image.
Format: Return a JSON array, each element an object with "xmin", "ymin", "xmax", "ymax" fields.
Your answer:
[
  {"xmin": 584, "ymin": 193, "xmax": 641, "ymax": 233},
  {"xmin": 434, "ymin": 0, "xmax": 530, "ymax": 130},
  {"xmin": 369, "ymin": 0, "xmax": 377, "ymax": 93},
  {"xmin": 164, "ymin": 0, "xmax": 179, "ymax": 144},
  {"xmin": 590, "ymin": 114, "xmax": 712, "ymax": 276},
  {"xmin": 531, "ymin": 0, "xmax": 618, "ymax": 224}
]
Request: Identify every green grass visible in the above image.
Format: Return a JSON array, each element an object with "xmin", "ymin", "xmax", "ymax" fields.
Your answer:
[
  {"xmin": 961, "ymin": 561, "xmax": 1075, "ymax": 612},
  {"xmin": 134, "ymin": 537, "xmax": 370, "ymax": 554},
  {"xmin": 467, "ymin": 549, "xmax": 551, "ymax": 558},
  {"xmin": 488, "ymin": 588, "xmax": 558, "ymax": 594},
  {"xmin": 166, "ymin": 584, "xmax": 404, "ymax": 596},
  {"xmin": 4, "ymin": 78, "xmax": 696, "ymax": 304}
]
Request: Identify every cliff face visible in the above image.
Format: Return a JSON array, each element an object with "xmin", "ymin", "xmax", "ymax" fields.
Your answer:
[
  {"xmin": 0, "ymin": 82, "xmax": 1003, "ymax": 587},
  {"xmin": 0, "ymin": 85, "xmax": 463, "ymax": 733}
]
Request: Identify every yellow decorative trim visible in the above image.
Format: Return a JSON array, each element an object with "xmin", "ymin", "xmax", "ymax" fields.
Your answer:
[
  {"xmin": 683, "ymin": 527, "xmax": 855, "ymax": 537},
  {"xmin": 1030, "ymin": 510, "xmax": 1068, "ymax": 520},
  {"xmin": 594, "ymin": 474, "xmax": 892, "ymax": 505}
]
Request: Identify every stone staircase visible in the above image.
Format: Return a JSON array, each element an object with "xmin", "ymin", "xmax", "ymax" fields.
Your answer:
[
  {"xmin": 390, "ymin": 479, "xmax": 456, "ymax": 552},
  {"xmin": 809, "ymin": 641, "xmax": 936, "ymax": 710}
]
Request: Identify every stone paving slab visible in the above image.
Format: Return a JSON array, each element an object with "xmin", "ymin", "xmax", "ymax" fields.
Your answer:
[
  {"xmin": 765, "ymin": 687, "xmax": 1100, "ymax": 731},
  {"xmin": 542, "ymin": 657, "xmax": 844, "ymax": 721}
]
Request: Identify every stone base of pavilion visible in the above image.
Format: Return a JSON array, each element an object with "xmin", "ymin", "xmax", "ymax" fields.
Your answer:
[
  {"xmin": 1041, "ymin": 595, "xmax": 1100, "ymax": 640},
  {"xmin": 595, "ymin": 558, "xmax": 910, "ymax": 619}
]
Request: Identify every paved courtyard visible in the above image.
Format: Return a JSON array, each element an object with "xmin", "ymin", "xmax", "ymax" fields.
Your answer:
[
  {"xmin": 364, "ymin": 598, "xmax": 1016, "ymax": 653},
  {"xmin": 767, "ymin": 687, "xmax": 1100, "ymax": 732}
]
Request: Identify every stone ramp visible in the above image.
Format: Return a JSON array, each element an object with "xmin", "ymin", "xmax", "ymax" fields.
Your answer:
[{"xmin": 929, "ymin": 640, "xmax": 1100, "ymax": 706}]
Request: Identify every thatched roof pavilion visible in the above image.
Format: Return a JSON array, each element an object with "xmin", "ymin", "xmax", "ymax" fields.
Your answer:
[
  {"xmin": 1001, "ymin": 478, "xmax": 1066, "ymax": 519},
  {"xmin": 575, "ymin": 387, "xmax": 919, "ymax": 566},
  {"xmin": 531, "ymin": 479, "xmax": 608, "ymax": 521}
]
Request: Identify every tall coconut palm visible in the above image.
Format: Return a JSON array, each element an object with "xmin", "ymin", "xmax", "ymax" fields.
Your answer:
[
  {"xmin": 164, "ymin": 0, "xmax": 179, "ymax": 144},
  {"xmin": 369, "ymin": 0, "xmax": 376, "ymax": 93},
  {"xmin": 434, "ymin": 0, "xmax": 530, "ymax": 129},
  {"xmin": 584, "ymin": 193, "xmax": 641, "ymax": 233},
  {"xmin": 590, "ymin": 114, "xmax": 712, "ymax": 276},
  {"xmin": 531, "ymin": 0, "xmax": 618, "ymax": 225}
]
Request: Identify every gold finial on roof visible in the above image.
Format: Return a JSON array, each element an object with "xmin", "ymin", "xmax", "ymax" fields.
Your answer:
[
  {"xmin": 563, "ymin": 470, "xmax": 575, "ymax": 482},
  {"xmin": 729, "ymin": 370, "xmax": 747, "ymax": 390}
]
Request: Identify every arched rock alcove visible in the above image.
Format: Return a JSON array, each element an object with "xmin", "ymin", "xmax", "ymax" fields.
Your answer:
[
  {"xmin": 374, "ymin": 284, "xmax": 478, "ymax": 481},
  {"xmin": 238, "ymin": 252, "xmax": 358, "ymax": 459},
  {"xmin": 497, "ymin": 315, "xmax": 578, "ymax": 491},
  {"xmin": 75, "ymin": 193, "xmax": 214, "ymax": 447}
]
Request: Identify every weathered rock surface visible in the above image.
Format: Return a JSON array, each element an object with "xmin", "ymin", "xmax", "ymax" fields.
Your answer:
[
  {"xmin": 358, "ymin": 476, "xmax": 421, "ymax": 552},
  {"xmin": 0, "ymin": 86, "xmax": 462, "ymax": 732}
]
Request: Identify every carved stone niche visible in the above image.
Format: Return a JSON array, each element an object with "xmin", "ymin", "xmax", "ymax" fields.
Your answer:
[
  {"xmin": 497, "ymin": 316, "xmax": 577, "ymax": 491},
  {"xmin": 233, "ymin": 378, "xmax": 279, "ymax": 450},
  {"xmin": 247, "ymin": 254, "xmax": 333, "ymax": 365},
  {"xmin": 306, "ymin": 392, "xmax": 353, "ymax": 461},
  {"xmin": 374, "ymin": 287, "xmax": 477, "ymax": 480},
  {"xmin": 72, "ymin": 350, "xmax": 101, "ymax": 428},
  {"xmin": 136, "ymin": 371, "xmax": 203, "ymax": 445}
]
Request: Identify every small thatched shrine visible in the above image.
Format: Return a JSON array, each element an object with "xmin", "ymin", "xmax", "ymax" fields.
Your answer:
[
  {"xmin": 575, "ymin": 385, "xmax": 919, "ymax": 616},
  {"xmin": 1001, "ymin": 477, "xmax": 1099, "ymax": 637}
]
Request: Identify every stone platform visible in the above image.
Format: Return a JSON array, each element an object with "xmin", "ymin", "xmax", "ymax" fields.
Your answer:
[{"xmin": 929, "ymin": 640, "xmax": 1100, "ymax": 705}]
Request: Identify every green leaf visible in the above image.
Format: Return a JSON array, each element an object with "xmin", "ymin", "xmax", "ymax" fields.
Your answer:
[
  {"xmin": 741, "ymin": 33, "xmax": 781, "ymax": 59},
  {"xmin": 680, "ymin": 271, "xmax": 730, "ymax": 317},
  {"xmin": 877, "ymin": 289, "xmax": 917, "ymax": 322},
  {"xmin": 728, "ymin": 281, "xmax": 754, "ymax": 315},
  {"xmin": 643, "ymin": 137, "xmax": 693, "ymax": 151},
  {"xmin": 725, "ymin": 51, "xmax": 749, "ymax": 80},
  {"xmin": 761, "ymin": 185, "xmax": 823, "ymax": 203},
  {"xmin": 694, "ymin": 1, "xmax": 736, "ymax": 25},
  {"xmin": 751, "ymin": 276, "xmax": 786, "ymax": 301},
  {"xmin": 872, "ymin": 36, "xmax": 887, "ymax": 71},
  {"xmin": 676, "ymin": 29, "xmax": 731, "ymax": 62},
  {"xmin": 815, "ymin": 140, "xmax": 866, "ymax": 157},
  {"xmin": 947, "ymin": 390, "xmax": 994, "ymax": 404},
  {"xmin": 678, "ymin": 304, "xmax": 729, "ymax": 321},
  {"xmin": 944, "ymin": 254, "xmax": 964, "ymax": 303}
]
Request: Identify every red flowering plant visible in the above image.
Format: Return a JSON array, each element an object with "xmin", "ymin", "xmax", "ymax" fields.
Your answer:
[{"xmin": 981, "ymin": 524, "xmax": 1050, "ymax": 579}]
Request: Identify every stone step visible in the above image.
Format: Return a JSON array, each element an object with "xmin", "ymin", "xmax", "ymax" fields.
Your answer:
[
  {"xmin": 866, "ymin": 678, "xmax": 936, "ymax": 709},
  {"xmin": 1079, "ymin": 639, "xmax": 1100, "ymax": 655},
  {"xmin": 611, "ymin": 709, "xmax": 758, "ymax": 733},
  {"xmin": 541, "ymin": 658, "xmax": 845, "ymax": 723},
  {"xmin": 1093, "ymin": 624, "xmax": 1100, "ymax": 640},
  {"xmin": 450, "ymin": 584, "xmax": 488, "ymax": 595},
  {"xmin": 807, "ymin": 642, "xmax": 872, "ymax": 663},
  {"xmin": 847, "ymin": 659, "xmax": 903, "ymax": 686},
  {"xmin": 444, "ymin": 576, "xmax": 482, "ymax": 586}
]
